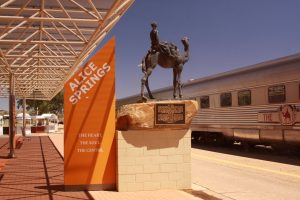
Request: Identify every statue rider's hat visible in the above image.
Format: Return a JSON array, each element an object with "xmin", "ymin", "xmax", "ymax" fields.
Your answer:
[{"xmin": 151, "ymin": 21, "xmax": 157, "ymax": 28}]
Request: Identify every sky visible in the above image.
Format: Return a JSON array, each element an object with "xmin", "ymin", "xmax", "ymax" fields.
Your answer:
[{"xmin": 1, "ymin": 0, "xmax": 300, "ymax": 110}]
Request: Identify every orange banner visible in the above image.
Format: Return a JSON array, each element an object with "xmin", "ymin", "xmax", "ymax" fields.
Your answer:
[{"xmin": 64, "ymin": 37, "xmax": 116, "ymax": 190}]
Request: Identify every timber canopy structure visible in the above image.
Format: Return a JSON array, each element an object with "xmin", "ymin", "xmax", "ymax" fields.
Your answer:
[{"xmin": 0, "ymin": 0, "xmax": 135, "ymax": 100}]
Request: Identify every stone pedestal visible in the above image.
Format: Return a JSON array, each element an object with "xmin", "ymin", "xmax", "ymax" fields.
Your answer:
[
  {"xmin": 116, "ymin": 100, "xmax": 198, "ymax": 192},
  {"xmin": 116, "ymin": 129, "xmax": 191, "ymax": 192}
]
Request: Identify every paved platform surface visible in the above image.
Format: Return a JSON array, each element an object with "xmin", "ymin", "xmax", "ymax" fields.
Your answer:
[
  {"xmin": 0, "ymin": 136, "xmax": 93, "ymax": 200},
  {"xmin": 0, "ymin": 135, "xmax": 204, "ymax": 200}
]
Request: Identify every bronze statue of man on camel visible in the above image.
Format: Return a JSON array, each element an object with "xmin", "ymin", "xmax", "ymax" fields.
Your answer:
[{"xmin": 140, "ymin": 22, "xmax": 190, "ymax": 101}]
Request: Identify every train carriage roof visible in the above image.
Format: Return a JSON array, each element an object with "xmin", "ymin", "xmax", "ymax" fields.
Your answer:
[{"xmin": 186, "ymin": 53, "xmax": 300, "ymax": 86}]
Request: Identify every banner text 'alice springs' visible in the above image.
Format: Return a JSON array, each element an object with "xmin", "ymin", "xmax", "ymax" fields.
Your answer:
[{"xmin": 68, "ymin": 62, "xmax": 110, "ymax": 104}]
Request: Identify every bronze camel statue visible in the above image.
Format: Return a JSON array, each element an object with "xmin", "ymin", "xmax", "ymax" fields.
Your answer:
[{"xmin": 141, "ymin": 36, "xmax": 190, "ymax": 101}]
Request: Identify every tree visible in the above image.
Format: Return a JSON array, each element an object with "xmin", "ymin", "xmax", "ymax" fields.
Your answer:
[
  {"xmin": 17, "ymin": 91, "xmax": 64, "ymax": 116},
  {"xmin": 0, "ymin": 110, "xmax": 8, "ymax": 115}
]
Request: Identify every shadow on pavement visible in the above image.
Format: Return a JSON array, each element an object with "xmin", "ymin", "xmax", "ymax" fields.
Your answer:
[{"xmin": 183, "ymin": 189, "xmax": 222, "ymax": 200}]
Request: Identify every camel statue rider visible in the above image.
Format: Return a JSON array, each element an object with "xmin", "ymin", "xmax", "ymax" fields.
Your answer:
[
  {"xmin": 150, "ymin": 21, "xmax": 160, "ymax": 53},
  {"xmin": 149, "ymin": 22, "xmax": 178, "ymax": 57}
]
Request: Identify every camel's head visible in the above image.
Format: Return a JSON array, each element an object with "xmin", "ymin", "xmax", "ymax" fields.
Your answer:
[{"xmin": 181, "ymin": 37, "xmax": 189, "ymax": 50}]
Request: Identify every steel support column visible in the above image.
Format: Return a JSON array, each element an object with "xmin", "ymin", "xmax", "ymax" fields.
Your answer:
[
  {"xmin": 8, "ymin": 73, "xmax": 16, "ymax": 158},
  {"xmin": 22, "ymin": 97, "xmax": 26, "ymax": 136}
]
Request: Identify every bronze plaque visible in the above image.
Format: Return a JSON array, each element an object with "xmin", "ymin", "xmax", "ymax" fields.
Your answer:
[{"xmin": 155, "ymin": 103, "xmax": 185, "ymax": 125}]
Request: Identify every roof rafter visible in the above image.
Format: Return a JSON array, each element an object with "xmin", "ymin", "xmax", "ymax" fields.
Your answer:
[{"xmin": 0, "ymin": 15, "xmax": 100, "ymax": 23}]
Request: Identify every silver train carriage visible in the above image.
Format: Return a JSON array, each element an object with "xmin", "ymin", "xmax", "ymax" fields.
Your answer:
[{"xmin": 117, "ymin": 53, "xmax": 300, "ymax": 148}]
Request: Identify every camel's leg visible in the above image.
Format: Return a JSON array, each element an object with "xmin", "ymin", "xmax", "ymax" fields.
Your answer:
[
  {"xmin": 141, "ymin": 67, "xmax": 154, "ymax": 100},
  {"xmin": 141, "ymin": 72, "xmax": 148, "ymax": 101},
  {"xmin": 178, "ymin": 75, "xmax": 182, "ymax": 99},
  {"xmin": 173, "ymin": 68, "xmax": 177, "ymax": 99},
  {"xmin": 141, "ymin": 54, "xmax": 149, "ymax": 101},
  {"xmin": 145, "ymin": 67, "xmax": 154, "ymax": 99},
  {"xmin": 145, "ymin": 78, "xmax": 154, "ymax": 99},
  {"xmin": 141, "ymin": 52, "xmax": 158, "ymax": 101},
  {"xmin": 177, "ymin": 67, "xmax": 183, "ymax": 99}
]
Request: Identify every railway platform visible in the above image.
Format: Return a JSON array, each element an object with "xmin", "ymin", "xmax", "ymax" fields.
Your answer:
[{"xmin": 0, "ymin": 135, "xmax": 206, "ymax": 200}]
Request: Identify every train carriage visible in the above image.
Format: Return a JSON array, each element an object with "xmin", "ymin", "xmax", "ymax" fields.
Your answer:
[{"xmin": 117, "ymin": 53, "xmax": 300, "ymax": 148}]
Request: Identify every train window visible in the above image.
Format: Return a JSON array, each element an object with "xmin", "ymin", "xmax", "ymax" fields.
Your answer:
[
  {"xmin": 200, "ymin": 96, "xmax": 210, "ymax": 108},
  {"xmin": 238, "ymin": 90, "xmax": 251, "ymax": 106},
  {"xmin": 268, "ymin": 85, "xmax": 286, "ymax": 103},
  {"xmin": 220, "ymin": 92, "xmax": 232, "ymax": 107}
]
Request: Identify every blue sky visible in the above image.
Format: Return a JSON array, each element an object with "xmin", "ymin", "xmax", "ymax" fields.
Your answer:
[
  {"xmin": 111, "ymin": 0, "xmax": 300, "ymax": 98},
  {"xmin": 1, "ymin": 0, "xmax": 300, "ymax": 110}
]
